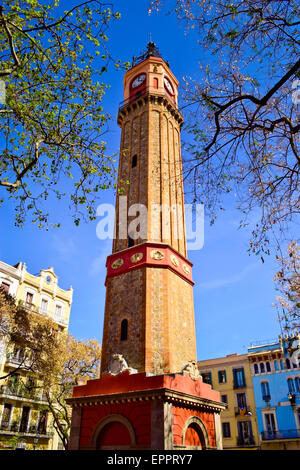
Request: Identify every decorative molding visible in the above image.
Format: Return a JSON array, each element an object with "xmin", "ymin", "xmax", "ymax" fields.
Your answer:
[
  {"xmin": 181, "ymin": 361, "xmax": 201, "ymax": 381},
  {"xmin": 130, "ymin": 253, "xmax": 143, "ymax": 263},
  {"xmin": 150, "ymin": 250, "xmax": 164, "ymax": 260},
  {"xmin": 111, "ymin": 258, "xmax": 124, "ymax": 270},
  {"xmin": 170, "ymin": 255, "xmax": 179, "ymax": 267},
  {"xmin": 106, "ymin": 354, "xmax": 137, "ymax": 376},
  {"xmin": 181, "ymin": 415, "xmax": 210, "ymax": 449}
]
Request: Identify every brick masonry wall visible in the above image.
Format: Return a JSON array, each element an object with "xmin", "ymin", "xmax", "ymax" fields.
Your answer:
[
  {"xmin": 79, "ymin": 401, "xmax": 152, "ymax": 449},
  {"xmin": 172, "ymin": 406, "xmax": 216, "ymax": 448},
  {"xmin": 101, "ymin": 264, "xmax": 196, "ymax": 375},
  {"xmin": 114, "ymin": 97, "xmax": 186, "ymax": 256}
]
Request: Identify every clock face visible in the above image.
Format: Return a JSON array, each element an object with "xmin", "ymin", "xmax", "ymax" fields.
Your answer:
[
  {"xmin": 131, "ymin": 74, "xmax": 146, "ymax": 89},
  {"xmin": 164, "ymin": 77, "xmax": 173, "ymax": 95}
]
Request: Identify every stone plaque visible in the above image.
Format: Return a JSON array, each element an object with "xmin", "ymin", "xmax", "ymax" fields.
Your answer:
[
  {"xmin": 111, "ymin": 258, "xmax": 124, "ymax": 269},
  {"xmin": 170, "ymin": 255, "xmax": 179, "ymax": 267},
  {"xmin": 130, "ymin": 252, "xmax": 143, "ymax": 263},
  {"xmin": 150, "ymin": 249, "xmax": 164, "ymax": 260},
  {"xmin": 182, "ymin": 264, "xmax": 190, "ymax": 275}
]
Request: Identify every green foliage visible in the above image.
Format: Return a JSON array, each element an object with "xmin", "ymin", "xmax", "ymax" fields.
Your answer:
[{"xmin": 0, "ymin": 0, "xmax": 125, "ymax": 227}]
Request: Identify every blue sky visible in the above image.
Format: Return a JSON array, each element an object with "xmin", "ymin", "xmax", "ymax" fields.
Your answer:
[{"xmin": 0, "ymin": 0, "xmax": 286, "ymax": 360}]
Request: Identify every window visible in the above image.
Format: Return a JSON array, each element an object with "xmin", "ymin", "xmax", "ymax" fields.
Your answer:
[
  {"xmin": 274, "ymin": 360, "xmax": 279, "ymax": 371},
  {"xmin": 295, "ymin": 377, "xmax": 300, "ymax": 393},
  {"xmin": 286, "ymin": 358, "xmax": 291, "ymax": 369},
  {"xmin": 222, "ymin": 422, "xmax": 231, "ymax": 438},
  {"xmin": 233, "ymin": 368, "xmax": 246, "ymax": 388},
  {"xmin": 131, "ymin": 154, "xmax": 137, "ymax": 168},
  {"xmin": 1, "ymin": 404, "xmax": 12, "ymax": 428},
  {"xmin": 25, "ymin": 292, "xmax": 33, "ymax": 306},
  {"xmin": 254, "ymin": 364, "xmax": 259, "ymax": 374},
  {"xmin": 201, "ymin": 371, "xmax": 212, "ymax": 385},
  {"xmin": 260, "ymin": 363, "xmax": 265, "ymax": 373},
  {"xmin": 261, "ymin": 381, "xmax": 271, "ymax": 401},
  {"xmin": 266, "ymin": 362, "xmax": 271, "ymax": 372},
  {"xmin": 128, "ymin": 235, "xmax": 134, "ymax": 248},
  {"xmin": 37, "ymin": 410, "xmax": 48, "ymax": 434},
  {"xmin": 19, "ymin": 406, "xmax": 30, "ymax": 433},
  {"xmin": 1, "ymin": 282, "xmax": 10, "ymax": 293},
  {"xmin": 292, "ymin": 359, "xmax": 298, "ymax": 369},
  {"xmin": 280, "ymin": 359, "xmax": 285, "ymax": 370},
  {"xmin": 153, "ymin": 77, "xmax": 158, "ymax": 89},
  {"xmin": 218, "ymin": 370, "xmax": 227, "ymax": 383},
  {"xmin": 237, "ymin": 392, "xmax": 247, "ymax": 409},
  {"xmin": 264, "ymin": 413, "xmax": 276, "ymax": 433},
  {"xmin": 40, "ymin": 299, "xmax": 48, "ymax": 313},
  {"xmin": 237, "ymin": 421, "xmax": 253, "ymax": 445},
  {"xmin": 55, "ymin": 305, "xmax": 62, "ymax": 319},
  {"xmin": 287, "ymin": 378, "xmax": 295, "ymax": 394},
  {"xmin": 120, "ymin": 319, "xmax": 128, "ymax": 341},
  {"xmin": 221, "ymin": 394, "xmax": 228, "ymax": 404}
]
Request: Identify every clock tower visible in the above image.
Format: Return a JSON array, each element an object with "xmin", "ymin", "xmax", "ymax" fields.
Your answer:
[
  {"xmin": 101, "ymin": 42, "xmax": 196, "ymax": 376},
  {"xmin": 68, "ymin": 43, "xmax": 225, "ymax": 451}
]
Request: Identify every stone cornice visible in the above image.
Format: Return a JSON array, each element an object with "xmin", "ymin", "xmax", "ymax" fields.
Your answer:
[
  {"xmin": 105, "ymin": 242, "xmax": 194, "ymax": 286},
  {"xmin": 67, "ymin": 387, "xmax": 226, "ymax": 413},
  {"xmin": 117, "ymin": 92, "xmax": 184, "ymax": 127}
]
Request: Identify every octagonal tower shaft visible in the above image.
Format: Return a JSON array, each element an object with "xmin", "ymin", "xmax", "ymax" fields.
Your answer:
[{"xmin": 100, "ymin": 52, "xmax": 197, "ymax": 376}]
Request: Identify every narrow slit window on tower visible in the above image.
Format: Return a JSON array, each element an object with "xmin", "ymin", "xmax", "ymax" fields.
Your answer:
[
  {"xmin": 128, "ymin": 234, "xmax": 135, "ymax": 248},
  {"xmin": 153, "ymin": 77, "xmax": 158, "ymax": 89},
  {"xmin": 131, "ymin": 154, "xmax": 137, "ymax": 168},
  {"xmin": 120, "ymin": 319, "xmax": 128, "ymax": 341}
]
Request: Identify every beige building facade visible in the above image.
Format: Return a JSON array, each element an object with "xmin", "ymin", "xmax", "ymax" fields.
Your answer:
[
  {"xmin": 0, "ymin": 260, "xmax": 72, "ymax": 450},
  {"xmin": 198, "ymin": 353, "xmax": 260, "ymax": 449}
]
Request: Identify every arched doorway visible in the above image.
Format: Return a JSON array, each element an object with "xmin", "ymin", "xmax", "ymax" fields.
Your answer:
[
  {"xmin": 91, "ymin": 414, "xmax": 136, "ymax": 450},
  {"xmin": 182, "ymin": 417, "xmax": 209, "ymax": 449}
]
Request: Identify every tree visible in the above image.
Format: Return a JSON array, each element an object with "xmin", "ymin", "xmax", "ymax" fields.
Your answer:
[
  {"xmin": 274, "ymin": 241, "xmax": 300, "ymax": 332},
  {"xmin": 149, "ymin": 0, "xmax": 300, "ymax": 255},
  {"xmin": 0, "ymin": 290, "xmax": 101, "ymax": 449},
  {"xmin": 43, "ymin": 335, "xmax": 101, "ymax": 449},
  {"xmin": 0, "ymin": 288, "xmax": 61, "ymax": 381},
  {"xmin": 0, "ymin": 0, "xmax": 127, "ymax": 228}
]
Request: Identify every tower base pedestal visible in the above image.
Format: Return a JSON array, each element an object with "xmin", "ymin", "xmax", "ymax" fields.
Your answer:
[{"xmin": 68, "ymin": 371, "xmax": 225, "ymax": 450}]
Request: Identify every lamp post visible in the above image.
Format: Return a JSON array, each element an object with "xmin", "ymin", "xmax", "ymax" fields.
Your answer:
[
  {"xmin": 33, "ymin": 435, "xmax": 39, "ymax": 450},
  {"xmin": 287, "ymin": 392, "xmax": 296, "ymax": 404}
]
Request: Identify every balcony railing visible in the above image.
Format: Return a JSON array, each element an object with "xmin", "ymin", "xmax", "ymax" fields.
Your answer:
[
  {"xmin": 262, "ymin": 394, "xmax": 271, "ymax": 402},
  {"xmin": 118, "ymin": 86, "xmax": 183, "ymax": 118},
  {"xmin": 233, "ymin": 381, "xmax": 247, "ymax": 389},
  {"xmin": 237, "ymin": 435, "xmax": 255, "ymax": 446},
  {"xmin": 0, "ymin": 385, "xmax": 47, "ymax": 402},
  {"xmin": 261, "ymin": 429, "xmax": 300, "ymax": 440},
  {"xmin": 234, "ymin": 406, "xmax": 252, "ymax": 416},
  {"xmin": 22, "ymin": 303, "xmax": 68, "ymax": 326},
  {"xmin": 5, "ymin": 354, "xmax": 32, "ymax": 368},
  {"xmin": 0, "ymin": 422, "xmax": 53, "ymax": 438}
]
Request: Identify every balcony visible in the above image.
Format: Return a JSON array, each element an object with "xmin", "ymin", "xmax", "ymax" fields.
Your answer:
[
  {"xmin": 237, "ymin": 435, "xmax": 255, "ymax": 446},
  {"xmin": 234, "ymin": 406, "xmax": 252, "ymax": 416},
  {"xmin": 233, "ymin": 381, "xmax": 247, "ymax": 390},
  {"xmin": 22, "ymin": 303, "xmax": 68, "ymax": 327},
  {"xmin": 0, "ymin": 422, "xmax": 53, "ymax": 438},
  {"xmin": 0, "ymin": 385, "xmax": 48, "ymax": 403},
  {"xmin": 5, "ymin": 354, "xmax": 32, "ymax": 369},
  {"xmin": 118, "ymin": 86, "xmax": 183, "ymax": 118},
  {"xmin": 262, "ymin": 394, "xmax": 271, "ymax": 403},
  {"xmin": 261, "ymin": 429, "xmax": 300, "ymax": 441}
]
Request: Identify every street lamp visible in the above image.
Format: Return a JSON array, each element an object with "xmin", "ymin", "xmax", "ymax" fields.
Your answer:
[
  {"xmin": 287, "ymin": 392, "xmax": 296, "ymax": 404},
  {"xmin": 33, "ymin": 435, "xmax": 39, "ymax": 450}
]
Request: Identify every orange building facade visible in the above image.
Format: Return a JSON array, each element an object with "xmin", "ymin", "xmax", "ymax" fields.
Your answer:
[{"xmin": 67, "ymin": 43, "xmax": 225, "ymax": 450}]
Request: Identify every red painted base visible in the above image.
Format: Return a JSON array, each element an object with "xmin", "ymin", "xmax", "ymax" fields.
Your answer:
[{"xmin": 68, "ymin": 371, "xmax": 225, "ymax": 450}]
